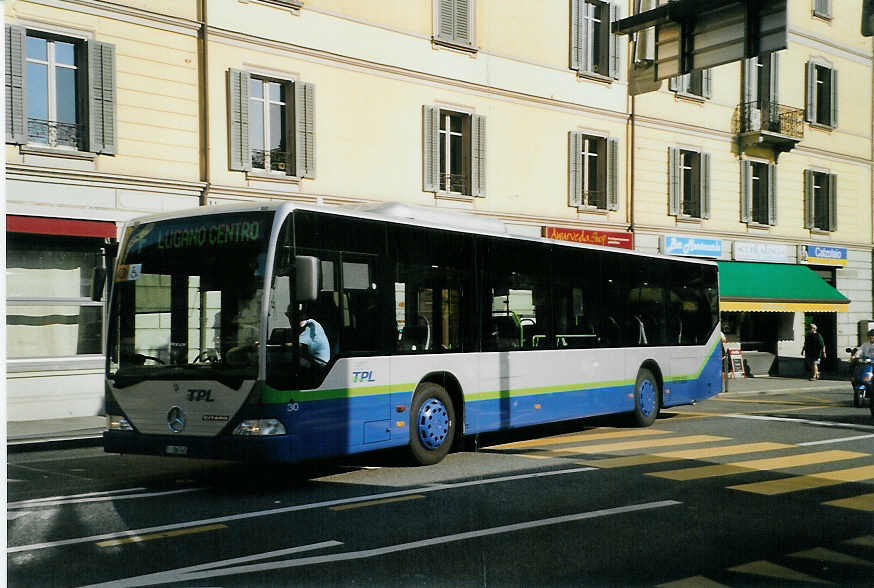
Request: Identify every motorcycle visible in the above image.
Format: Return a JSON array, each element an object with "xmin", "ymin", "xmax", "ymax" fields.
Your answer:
[{"xmin": 846, "ymin": 347, "xmax": 873, "ymax": 408}]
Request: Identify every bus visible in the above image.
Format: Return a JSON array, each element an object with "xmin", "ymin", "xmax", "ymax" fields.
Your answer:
[{"xmin": 103, "ymin": 201, "xmax": 722, "ymax": 465}]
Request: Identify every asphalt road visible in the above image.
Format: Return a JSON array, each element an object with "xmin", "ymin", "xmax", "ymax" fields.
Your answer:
[{"xmin": 7, "ymin": 388, "xmax": 874, "ymax": 587}]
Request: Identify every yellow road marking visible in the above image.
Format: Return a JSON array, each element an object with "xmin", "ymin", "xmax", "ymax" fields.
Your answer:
[
  {"xmin": 824, "ymin": 492, "xmax": 874, "ymax": 512},
  {"xmin": 329, "ymin": 494, "xmax": 425, "ymax": 512},
  {"xmin": 488, "ymin": 428, "xmax": 671, "ymax": 450},
  {"xmin": 96, "ymin": 524, "xmax": 227, "ymax": 547},
  {"xmin": 656, "ymin": 576, "xmax": 729, "ymax": 587},
  {"xmin": 544, "ymin": 435, "xmax": 730, "ymax": 456},
  {"xmin": 579, "ymin": 442, "xmax": 792, "ymax": 469},
  {"xmin": 731, "ymin": 465, "xmax": 874, "ymax": 495},
  {"xmin": 727, "ymin": 561, "xmax": 831, "ymax": 584},
  {"xmin": 791, "ymin": 547, "xmax": 874, "ymax": 567},
  {"xmin": 649, "ymin": 450, "xmax": 867, "ymax": 481}
]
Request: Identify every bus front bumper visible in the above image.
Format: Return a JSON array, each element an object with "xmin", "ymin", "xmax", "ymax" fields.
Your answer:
[{"xmin": 103, "ymin": 430, "xmax": 295, "ymax": 463}]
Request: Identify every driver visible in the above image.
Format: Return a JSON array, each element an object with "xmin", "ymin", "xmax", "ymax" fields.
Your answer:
[{"xmin": 289, "ymin": 304, "xmax": 330, "ymax": 367}]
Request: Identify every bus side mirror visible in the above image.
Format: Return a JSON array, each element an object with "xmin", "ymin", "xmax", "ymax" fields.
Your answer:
[{"xmin": 295, "ymin": 256, "xmax": 320, "ymax": 302}]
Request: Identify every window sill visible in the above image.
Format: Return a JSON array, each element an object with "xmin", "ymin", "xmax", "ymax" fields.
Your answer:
[
  {"xmin": 432, "ymin": 37, "xmax": 478, "ymax": 55},
  {"xmin": 674, "ymin": 92, "xmax": 708, "ymax": 104},
  {"xmin": 19, "ymin": 144, "xmax": 97, "ymax": 171},
  {"xmin": 809, "ymin": 227, "xmax": 833, "ymax": 236},
  {"xmin": 746, "ymin": 222, "xmax": 773, "ymax": 231},
  {"xmin": 20, "ymin": 144, "xmax": 96, "ymax": 160},
  {"xmin": 435, "ymin": 191, "xmax": 476, "ymax": 203},
  {"xmin": 812, "ymin": 12, "xmax": 832, "ymax": 22},
  {"xmin": 575, "ymin": 206, "xmax": 610, "ymax": 215},
  {"xmin": 240, "ymin": 0, "xmax": 302, "ymax": 11},
  {"xmin": 577, "ymin": 70, "xmax": 614, "ymax": 84},
  {"xmin": 675, "ymin": 215, "xmax": 704, "ymax": 225},
  {"xmin": 808, "ymin": 121, "xmax": 836, "ymax": 132}
]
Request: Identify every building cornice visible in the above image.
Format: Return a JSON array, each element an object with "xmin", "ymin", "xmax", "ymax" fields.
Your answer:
[
  {"xmin": 16, "ymin": 0, "xmax": 201, "ymax": 36},
  {"xmin": 632, "ymin": 224, "xmax": 873, "ymax": 251},
  {"xmin": 788, "ymin": 27, "xmax": 873, "ymax": 65},
  {"xmin": 7, "ymin": 164, "xmax": 205, "ymax": 195}
]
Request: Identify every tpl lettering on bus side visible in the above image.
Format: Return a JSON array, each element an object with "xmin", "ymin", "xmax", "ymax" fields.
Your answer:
[
  {"xmin": 352, "ymin": 371, "xmax": 376, "ymax": 383},
  {"xmin": 187, "ymin": 389, "xmax": 215, "ymax": 402}
]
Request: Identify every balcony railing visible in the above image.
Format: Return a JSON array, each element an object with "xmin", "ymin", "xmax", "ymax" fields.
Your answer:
[
  {"xmin": 251, "ymin": 149, "xmax": 290, "ymax": 173},
  {"xmin": 27, "ymin": 118, "xmax": 83, "ymax": 149},
  {"xmin": 439, "ymin": 173, "xmax": 469, "ymax": 194},
  {"xmin": 576, "ymin": 190, "xmax": 606, "ymax": 209},
  {"xmin": 738, "ymin": 101, "xmax": 804, "ymax": 139}
]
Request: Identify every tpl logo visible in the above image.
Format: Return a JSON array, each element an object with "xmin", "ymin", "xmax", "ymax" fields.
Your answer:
[
  {"xmin": 187, "ymin": 389, "xmax": 215, "ymax": 402},
  {"xmin": 352, "ymin": 370, "xmax": 376, "ymax": 383}
]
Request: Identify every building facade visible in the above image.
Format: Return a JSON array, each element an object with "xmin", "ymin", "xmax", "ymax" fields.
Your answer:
[{"xmin": 5, "ymin": 0, "xmax": 872, "ymax": 420}]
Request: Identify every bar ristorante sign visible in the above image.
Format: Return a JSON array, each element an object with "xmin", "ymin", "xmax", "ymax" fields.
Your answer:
[{"xmin": 543, "ymin": 226, "xmax": 633, "ymax": 250}]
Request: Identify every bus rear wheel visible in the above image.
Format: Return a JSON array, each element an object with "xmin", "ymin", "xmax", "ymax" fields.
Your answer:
[
  {"xmin": 409, "ymin": 382, "xmax": 455, "ymax": 466},
  {"xmin": 632, "ymin": 368, "xmax": 660, "ymax": 427}
]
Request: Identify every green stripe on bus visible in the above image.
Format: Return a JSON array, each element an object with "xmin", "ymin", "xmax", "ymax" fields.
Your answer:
[{"xmin": 261, "ymin": 383, "xmax": 414, "ymax": 404}]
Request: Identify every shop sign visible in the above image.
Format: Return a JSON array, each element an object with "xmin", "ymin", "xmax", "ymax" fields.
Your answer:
[
  {"xmin": 660, "ymin": 234, "xmax": 723, "ymax": 258},
  {"xmin": 543, "ymin": 226, "xmax": 633, "ymax": 250},
  {"xmin": 800, "ymin": 245, "xmax": 848, "ymax": 267},
  {"xmin": 732, "ymin": 241, "xmax": 795, "ymax": 264}
]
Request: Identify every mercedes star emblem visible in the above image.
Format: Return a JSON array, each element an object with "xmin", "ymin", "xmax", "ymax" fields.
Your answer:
[{"xmin": 167, "ymin": 406, "xmax": 186, "ymax": 433}]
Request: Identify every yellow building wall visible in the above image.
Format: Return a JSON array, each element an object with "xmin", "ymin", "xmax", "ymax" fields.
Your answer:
[
  {"xmin": 304, "ymin": 0, "xmax": 431, "ymax": 37},
  {"xmin": 6, "ymin": 0, "xmax": 200, "ymax": 182}
]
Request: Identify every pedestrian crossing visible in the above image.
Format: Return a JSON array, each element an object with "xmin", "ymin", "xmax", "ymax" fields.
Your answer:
[{"xmin": 485, "ymin": 427, "xmax": 874, "ymax": 510}]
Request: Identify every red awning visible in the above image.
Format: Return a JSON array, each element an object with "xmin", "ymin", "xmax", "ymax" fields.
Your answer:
[{"xmin": 7, "ymin": 215, "xmax": 117, "ymax": 239}]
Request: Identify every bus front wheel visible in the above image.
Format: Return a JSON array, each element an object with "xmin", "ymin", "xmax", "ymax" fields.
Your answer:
[
  {"xmin": 632, "ymin": 368, "xmax": 660, "ymax": 427},
  {"xmin": 409, "ymin": 382, "xmax": 455, "ymax": 466}
]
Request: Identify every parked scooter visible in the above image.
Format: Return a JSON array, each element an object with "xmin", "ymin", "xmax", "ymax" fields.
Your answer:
[{"xmin": 847, "ymin": 346, "xmax": 873, "ymax": 408}]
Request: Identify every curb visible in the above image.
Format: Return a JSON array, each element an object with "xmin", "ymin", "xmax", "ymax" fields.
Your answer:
[
  {"xmin": 720, "ymin": 384, "xmax": 850, "ymax": 397},
  {"xmin": 7, "ymin": 434, "xmax": 104, "ymax": 454}
]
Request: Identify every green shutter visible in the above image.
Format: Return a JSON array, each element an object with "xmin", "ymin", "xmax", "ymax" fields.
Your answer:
[
  {"xmin": 701, "ymin": 152, "xmax": 711, "ymax": 219},
  {"xmin": 295, "ymin": 81, "xmax": 315, "ymax": 178},
  {"xmin": 5, "ymin": 25, "xmax": 27, "ymax": 145},
  {"xmin": 88, "ymin": 41, "xmax": 117, "ymax": 155},
  {"xmin": 668, "ymin": 147, "xmax": 680, "ymax": 215},
  {"xmin": 609, "ymin": 2, "xmax": 620, "ymax": 79},
  {"xmin": 740, "ymin": 160, "xmax": 752, "ymax": 223},
  {"xmin": 570, "ymin": 0, "xmax": 581, "ymax": 70},
  {"xmin": 828, "ymin": 173, "xmax": 837, "ymax": 231},
  {"xmin": 568, "ymin": 132, "xmax": 583, "ymax": 207},
  {"xmin": 423, "ymin": 105, "xmax": 440, "ymax": 192},
  {"xmin": 606, "ymin": 137, "xmax": 619, "ymax": 210},
  {"xmin": 804, "ymin": 169, "xmax": 814, "ymax": 229},
  {"xmin": 769, "ymin": 52, "xmax": 780, "ymax": 105},
  {"xmin": 768, "ymin": 163, "xmax": 777, "ymax": 226},
  {"xmin": 742, "ymin": 58, "xmax": 757, "ymax": 105},
  {"xmin": 471, "ymin": 114, "xmax": 486, "ymax": 197},
  {"xmin": 437, "ymin": 0, "xmax": 455, "ymax": 41},
  {"xmin": 228, "ymin": 69, "xmax": 251, "ymax": 172},
  {"xmin": 829, "ymin": 68, "xmax": 838, "ymax": 127},
  {"xmin": 702, "ymin": 68, "xmax": 712, "ymax": 99},
  {"xmin": 805, "ymin": 61, "xmax": 815, "ymax": 122}
]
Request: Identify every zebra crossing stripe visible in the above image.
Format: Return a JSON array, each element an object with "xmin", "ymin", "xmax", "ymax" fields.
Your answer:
[
  {"xmin": 824, "ymin": 492, "xmax": 874, "ymax": 512},
  {"xmin": 649, "ymin": 450, "xmax": 867, "ymax": 481},
  {"xmin": 581, "ymin": 442, "xmax": 793, "ymax": 469},
  {"xmin": 730, "ymin": 465, "xmax": 874, "ymax": 495},
  {"xmin": 488, "ymin": 428, "xmax": 671, "ymax": 450}
]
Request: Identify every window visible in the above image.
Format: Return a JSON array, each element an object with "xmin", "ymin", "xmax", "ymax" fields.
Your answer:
[
  {"xmin": 741, "ymin": 160, "xmax": 777, "ymax": 225},
  {"xmin": 670, "ymin": 69, "xmax": 713, "ymax": 99},
  {"xmin": 743, "ymin": 53, "xmax": 780, "ymax": 130},
  {"xmin": 568, "ymin": 132, "xmax": 618, "ymax": 210},
  {"xmin": 423, "ymin": 105, "xmax": 486, "ymax": 197},
  {"xmin": 571, "ymin": 0, "xmax": 620, "ymax": 79},
  {"xmin": 668, "ymin": 147, "xmax": 711, "ymax": 219},
  {"xmin": 228, "ymin": 69, "xmax": 315, "ymax": 178},
  {"xmin": 435, "ymin": 0, "xmax": 474, "ymax": 48},
  {"xmin": 804, "ymin": 170, "xmax": 837, "ymax": 232},
  {"xmin": 806, "ymin": 60, "xmax": 837, "ymax": 127},
  {"xmin": 5, "ymin": 26, "xmax": 116, "ymax": 153},
  {"xmin": 813, "ymin": 0, "xmax": 831, "ymax": 19}
]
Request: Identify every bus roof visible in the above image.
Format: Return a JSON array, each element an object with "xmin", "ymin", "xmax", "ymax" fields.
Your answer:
[{"xmin": 122, "ymin": 200, "xmax": 717, "ymax": 267}]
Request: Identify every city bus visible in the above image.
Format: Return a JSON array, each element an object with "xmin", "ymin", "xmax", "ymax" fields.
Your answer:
[{"xmin": 103, "ymin": 201, "xmax": 722, "ymax": 465}]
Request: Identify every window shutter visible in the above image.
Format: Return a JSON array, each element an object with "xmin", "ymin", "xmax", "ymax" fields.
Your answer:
[
  {"xmin": 295, "ymin": 81, "xmax": 316, "ymax": 178},
  {"xmin": 437, "ymin": 0, "xmax": 455, "ymax": 41},
  {"xmin": 803, "ymin": 169, "xmax": 814, "ymax": 229},
  {"xmin": 423, "ymin": 105, "xmax": 440, "ymax": 192},
  {"xmin": 668, "ymin": 147, "xmax": 680, "ymax": 216},
  {"xmin": 471, "ymin": 114, "xmax": 486, "ymax": 197},
  {"xmin": 742, "ymin": 57, "xmax": 758, "ymax": 105},
  {"xmin": 828, "ymin": 173, "xmax": 837, "ymax": 231},
  {"xmin": 740, "ymin": 160, "xmax": 752, "ymax": 223},
  {"xmin": 829, "ymin": 68, "xmax": 838, "ymax": 127},
  {"xmin": 5, "ymin": 25, "xmax": 27, "ymax": 145},
  {"xmin": 570, "ymin": 0, "xmax": 582, "ymax": 70},
  {"xmin": 568, "ymin": 132, "xmax": 583, "ymax": 207},
  {"xmin": 582, "ymin": 2, "xmax": 593, "ymax": 72},
  {"xmin": 769, "ymin": 52, "xmax": 780, "ymax": 104},
  {"xmin": 669, "ymin": 76, "xmax": 678, "ymax": 92},
  {"xmin": 228, "ymin": 69, "xmax": 251, "ymax": 172},
  {"xmin": 88, "ymin": 41, "xmax": 117, "ymax": 155},
  {"xmin": 454, "ymin": 0, "xmax": 472, "ymax": 45},
  {"xmin": 606, "ymin": 137, "xmax": 619, "ymax": 210},
  {"xmin": 609, "ymin": 2, "xmax": 621, "ymax": 79},
  {"xmin": 814, "ymin": 0, "xmax": 831, "ymax": 18},
  {"xmin": 636, "ymin": 0, "xmax": 655, "ymax": 62},
  {"xmin": 702, "ymin": 68, "xmax": 713, "ymax": 99},
  {"xmin": 701, "ymin": 152, "xmax": 711, "ymax": 219},
  {"xmin": 805, "ymin": 61, "xmax": 815, "ymax": 122},
  {"xmin": 768, "ymin": 163, "xmax": 777, "ymax": 225}
]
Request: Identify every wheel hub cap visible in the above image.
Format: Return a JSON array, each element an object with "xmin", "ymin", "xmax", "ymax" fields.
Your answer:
[
  {"xmin": 417, "ymin": 398, "xmax": 450, "ymax": 450},
  {"xmin": 639, "ymin": 379, "xmax": 656, "ymax": 417}
]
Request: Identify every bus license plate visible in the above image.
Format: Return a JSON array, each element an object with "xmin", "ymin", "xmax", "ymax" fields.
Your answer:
[{"xmin": 165, "ymin": 445, "xmax": 188, "ymax": 456}]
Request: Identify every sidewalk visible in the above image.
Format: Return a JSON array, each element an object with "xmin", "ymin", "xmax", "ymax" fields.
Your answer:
[{"xmin": 4, "ymin": 376, "xmax": 853, "ymax": 453}]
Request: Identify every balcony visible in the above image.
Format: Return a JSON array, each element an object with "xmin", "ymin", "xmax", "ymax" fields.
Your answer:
[
  {"xmin": 735, "ymin": 101, "xmax": 804, "ymax": 158},
  {"xmin": 27, "ymin": 118, "xmax": 83, "ymax": 150}
]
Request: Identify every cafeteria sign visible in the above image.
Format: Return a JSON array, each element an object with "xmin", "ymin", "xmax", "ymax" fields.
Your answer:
[
  {"xmin": 800, "ymin": 245, "xmax": 847, "ymax": 267},
  {"xmin": 660, "ymin": 235, "xmax": 723, "ymax": 258},
  {"xmin": 543, "ymin": 227, "xmax": 633, "ymax": 249}
]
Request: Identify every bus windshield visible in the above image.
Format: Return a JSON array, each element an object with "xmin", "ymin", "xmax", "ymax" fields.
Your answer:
[{"xmin": 107, "ymin": 211, "xmax": 274, "ymax": 385}]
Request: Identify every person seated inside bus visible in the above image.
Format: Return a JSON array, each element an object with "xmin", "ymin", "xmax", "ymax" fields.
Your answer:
[{"xmin": 487, "ymin": 314, "xmax": 521, "ymax": 351}]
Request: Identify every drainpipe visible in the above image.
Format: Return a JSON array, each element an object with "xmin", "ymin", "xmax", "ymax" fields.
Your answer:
[{"xmin": 198, "ymin": 0, "xmax": 210, "ymax": 207}]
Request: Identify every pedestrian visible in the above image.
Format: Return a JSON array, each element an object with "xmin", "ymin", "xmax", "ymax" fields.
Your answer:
[{"xmin": 803, "ymin": 323, "xmax": 826, "ymax": 381}]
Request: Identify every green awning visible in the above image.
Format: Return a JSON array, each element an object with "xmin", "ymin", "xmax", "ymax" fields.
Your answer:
[{"xmin": 718, "ymin": 261, "xmax": 850, "ymax": 312}]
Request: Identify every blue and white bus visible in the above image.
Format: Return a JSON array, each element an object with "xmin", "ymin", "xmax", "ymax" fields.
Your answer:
[{"xmin": 103, "ymin": 202, "xmax": 722, "ymax": 465}]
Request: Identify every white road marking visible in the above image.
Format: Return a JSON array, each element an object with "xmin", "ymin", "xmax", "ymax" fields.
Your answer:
[
  {"xmin": 721, "ymin": 413, "xmax": 874, "ymax": 432},
  {"xmin": 8, "ymin": 488, "xmax": 203, "ymax": 509},
  {"xmin": 798, "ymin": 434, "xmax": 874, "ymax": 447},
  {"xmin": 8, "ymin": 466, "xmax": 596, "ymax": 553},
  {"xmin": 8, "ymin": 487, "xmax": 147, "ymax": 507},
  {"xmin": 7, "ymin": 511, "xmax": 34, "ymax": 521},
  {"xmin": 79, "ymin": 501, "xmax": 681, "ymax": 587}
]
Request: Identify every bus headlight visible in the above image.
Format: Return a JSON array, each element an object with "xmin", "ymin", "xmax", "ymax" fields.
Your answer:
[
  {"xmin": 232, "ymin": 419, "xmax": 287, "ymax": 436},
  {"xmin": 106, "ymin": 415, "xmax": 134, "ymax": 431}
]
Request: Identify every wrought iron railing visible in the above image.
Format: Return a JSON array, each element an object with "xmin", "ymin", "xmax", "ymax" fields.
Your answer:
[
  {"xmin": 738, "ymin": 101, "xmax": 804, "ymax": 139},
  {"xmin": 251, "ymin": 149, "xmax": 290, "ymax": 173},
  {"xmin": 439, "ymin": 173, "xmax": 468, "ymax": 194},
  {"xmin": 579, "ymin": 190, "xmax": 606, "ymax": 209},
  {"xmin": 27, "ymin": 118, "xmax": 83, "ymax": 149}
]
